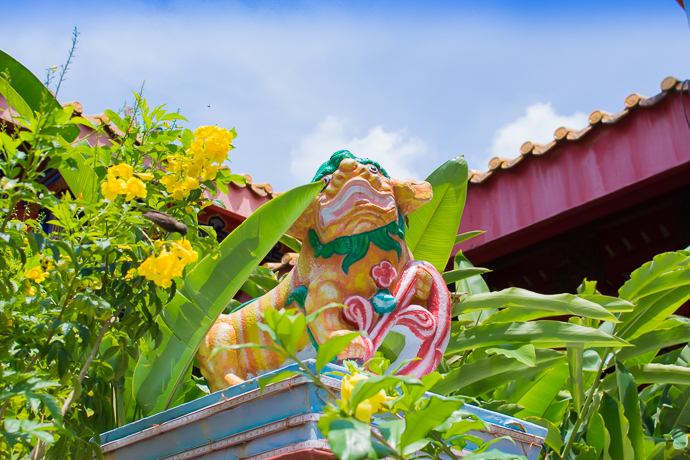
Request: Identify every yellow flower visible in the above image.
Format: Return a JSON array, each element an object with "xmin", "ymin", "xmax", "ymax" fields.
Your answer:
[
  {"xmin": 24, "ymin": 280, "xmax": 36, "ymax": 296},
  {"xmin": 124, "ymin": 268, "xmax": 136, "ymax": 280},
  {"xmin": 124, "ymin": 177, "xmax": 147, "ymax": 201},
  {"xmin": 186, "ymin": 126, "xmax": 235, "ymax": 165},
  {"xmin": 184, "ymin": 176, "xmax": 200, "ymax": 191},
  {"xmin": 23, "ymin": 238, "xmax": 29, "ymax": 247},
  {"xmin": 136, "ymin": 172, "xmax": 154, "ymax": 181},
  {"xmin": 108, "ymin": 163, "xmax": 134, "ymax": 180},
  {"xmin": 137, "ymin": 241, "xmax": 197, "ymax": 288},
  {"xmin": 171, "ymin": 239, "xmax": 198, "ymax": 265},
  {"xmin": 203, "ymin": 164, "xmax": 219, "ymax": 181},
  {"xmin": 25, "ymin": 266, "xmax": 47, "ymax": 283},
  {"xmin": 171, "ymin": 186, "xmax": 187, "ymax": 200},
  {"xmin": 160, "ymin": 174, "xmax": 177, "ymax": 188},
  {"xmin": 101, "ymin": 177, "xmax": 126, "ymax": 201},
  {"xmin": 341, "ymin": 373, "xmax": 387, "ymax": 423}
]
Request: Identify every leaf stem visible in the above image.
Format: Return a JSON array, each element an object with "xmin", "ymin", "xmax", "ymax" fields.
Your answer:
[{"xmin": 560, "ymin": 346, "xmax": 612, "ymax": 459}]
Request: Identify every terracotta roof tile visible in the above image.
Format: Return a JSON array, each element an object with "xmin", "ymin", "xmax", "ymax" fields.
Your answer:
[
  {"xmin": 470, "ymin": 76, "xmax": 686, "ymax": 185},
  {"xmin": 263, "ymin": 252, "xmax": 299, "ymax": 271}
]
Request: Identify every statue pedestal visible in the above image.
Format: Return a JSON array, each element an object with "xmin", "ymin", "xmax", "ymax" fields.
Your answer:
[{"xmin": 100, "ymin": 362, "xmax": 546, "ymax": 460}]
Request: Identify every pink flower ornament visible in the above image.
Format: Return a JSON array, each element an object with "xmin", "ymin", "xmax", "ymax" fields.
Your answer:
[{"xmin": 371, "ymin": 260, "xmax": 397, "ymax": 289}]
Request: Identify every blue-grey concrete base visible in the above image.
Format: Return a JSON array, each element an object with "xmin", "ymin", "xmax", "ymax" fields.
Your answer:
[{"xmin": 100, "ymin": 361, "xmax": 546, "ymax": 460}]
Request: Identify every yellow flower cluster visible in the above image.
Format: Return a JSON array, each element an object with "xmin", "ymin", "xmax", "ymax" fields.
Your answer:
[
  {"xmin": 25, "ymin": 266, "xmax": 47, "ymax": 283},
  {"xmin": 160, "ymin": 126, "xmax": 235, "ymax": 200},
  {"xmin": 137, "ymin": 239, "xmax": 198, "ymax": 288},
  {"xmin": 341, "ymin": 372, "xmax": 388, "ymax": 422},
  {"xmin": 101, "ymin": 164, "xmax": 148, "ymax": 201}
]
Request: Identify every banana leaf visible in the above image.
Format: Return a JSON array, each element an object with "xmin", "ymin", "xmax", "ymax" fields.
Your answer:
[
  {"xmin": 446, "ymin": 320, "xmax": 629, "ymax": 354},
  {"xmin": 433, "ymin": 349, "xmax": 566, "ymax": 397},
  {"xmin": 132, "ymin": 181, "xmax": 322, "ymax": 415},
  {"xmin": 513, "ymin": 364, "xmax": 569, "ymax": 419},
  {"xmin": 619, "ymin": 252, "xmax": 690, "ymax": 302},
  {"xmin": 0, "ymin": 49, "xmax": 93, "ymax": 198},
  {"xmin": 616, "ymin": 363, "xmax": 645, "ymax": 460},
  {"xmin": 406, "ymin": 156, "xmax": 468, "ymax": 273},
  {"xmin": 618, "ymin": 284, "xmax": 690, "ymax": 340},
  {"xmin": 454, "ymin": 288, "xmax": 618, "ymax": 322},
  {"xmin": 600, "ymin": 393, "xmax": 634, "ymax": 460},
  {"xmin": 601, "ymin": 364, "xmax": 690, "ymax": 393},
  {"xmin": 616, "ymin": 323, "xmax": 690, "ymax": 363},
  {"xmin": 0, "ymin": 48, "xmax": 61, "ymax": 114}
]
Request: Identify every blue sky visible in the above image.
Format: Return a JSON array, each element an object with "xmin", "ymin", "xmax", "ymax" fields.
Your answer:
[{"xmin": 3, "ymin": 1, "xmax": 689, "ymax": 191}]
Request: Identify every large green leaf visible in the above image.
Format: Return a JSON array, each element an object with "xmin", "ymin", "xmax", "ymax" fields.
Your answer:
[
  {"xmin": 616, "ymin": 323, "xmax": 690, "ymax": 363},
  {"xmin": 406, "ymin": 157, "xmax": 468, "ymax": 273},
  {"xmin": 586, "ymin": 412, "xmax": 608, "ymax": 459},
  {"xmin": 328, "ymin": 418, "xmax": 372, "ymax": 460},
  {"xmin": 0, "ymin": 76, "xmax": 34, "ymax": 125},
  {"xmin": 455, "ymin": 288, "xmax": 618, "ymax": 323},
  {"xmin": 0, "ymin": 49, "xmax": 92, "ymax": 198},
  {"xmin": 453, "ymin": 251, "xmax": 493, "ymax": 326},
  {"xmin": 577, "ymin": 294, "xmax": 634, "ymax": 312},
  {"xmin": 433, "ymin": 349, "xmax": 566, "ymax": 396},
  {"xmin": 619, "ymin": 252, "xmax": 690, "ymax": 302},
  {"xmin": 512, "ymin": 364, "xmax": 569, "ymax": 419},
  {"xmin": 446, "ymin": 321, "xmax": 629, "ymax": 354},
  {"xmin": 600, "ymin": 393, "xmax": 634, "ymax": 460},
  {"xmin": 0, "ymin": 48, "xmax": 61, "ymax": 114},
  {"xmin": 442, "ymin": 267, "xmax": 489, "ymax": 284},
  {"xmin": 567, "ymin": 343, "xmax": 584, "ymax": 414},
  {"xmin": 618, "ymin": 285, "xmax": 690, "ymax": 340},
  {"xmin": 132, "ymin": 181, "xmax": 322, "ymax": 414},
  {"xmin": 616, "ymin": 363, "xmax": 644, "ymax": 460},
  {"xmin": 601, "ymin": 364, "xmax": 690, "ymax": 392},
  {"xmin": 453, "ymin": 251, "xmax": 490, "ymax": 296},
  {"xmin": 399, "ymin": 396, "xmax": 463, "ymax": 448}
]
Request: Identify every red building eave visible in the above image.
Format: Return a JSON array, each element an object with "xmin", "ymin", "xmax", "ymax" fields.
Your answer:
[{"xmin": 456, "ymin": 77, "xmax": 690, "ymax": 265}]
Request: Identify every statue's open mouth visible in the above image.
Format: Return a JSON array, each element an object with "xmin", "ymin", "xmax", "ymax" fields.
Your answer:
[{"xmin": 320, "ymin": 178, "xmax": 396, "ymax": 227}]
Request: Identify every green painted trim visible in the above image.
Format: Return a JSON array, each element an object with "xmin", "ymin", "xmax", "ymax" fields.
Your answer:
[
  {"xmin": 229, "ymin": 298, "xmax": 256, "ymax": 315},
  {"xmin": 312, "ymin": 150, "xmax": 389, "ymax": 182},
  {"xmin": 286, "ymin": 285, "xmax": 308, "ymax": 309},
  {"xmin": 308, "ymin": 209, "xmax": 405, "ymax": 274}
]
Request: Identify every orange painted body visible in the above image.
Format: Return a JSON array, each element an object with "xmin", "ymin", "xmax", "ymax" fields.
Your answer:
[{"xmin": 197, "ymin": 155, "xmax": 433, "ymax": 392}]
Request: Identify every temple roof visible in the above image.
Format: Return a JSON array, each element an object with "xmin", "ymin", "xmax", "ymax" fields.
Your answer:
[{"xmin": 469, "ymin": 76, "xmax": 687, "ymax": 184}]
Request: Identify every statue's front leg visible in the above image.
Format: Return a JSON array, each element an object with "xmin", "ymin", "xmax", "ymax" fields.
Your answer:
[{"xmin": 306, "ymin": 279, "xmax": 374, "ymax": 360}]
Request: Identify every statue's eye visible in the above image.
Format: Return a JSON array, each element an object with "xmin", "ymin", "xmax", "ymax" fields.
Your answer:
[
  {"xmin": 323, "ymin": 176, "xmax": 331, "ymax": 185},
  {"xmin": 367, "ymin": 165, "xmax": 378, "ymax": 174}
]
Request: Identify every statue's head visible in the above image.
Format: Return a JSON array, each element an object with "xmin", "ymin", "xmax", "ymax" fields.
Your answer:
[{"xmin": 287, "ymin": 150, "xmax": 432, "ymax": 242}]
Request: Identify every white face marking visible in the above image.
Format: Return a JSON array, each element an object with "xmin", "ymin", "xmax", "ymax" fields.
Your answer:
[{"xmin": 319, "ymin": 179, "xmax": 396, "ymax": 227}]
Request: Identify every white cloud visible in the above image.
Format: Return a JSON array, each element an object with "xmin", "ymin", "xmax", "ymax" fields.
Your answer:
[
  {"xmin": 290, "ymin": 116, "xmax": 429, "ymax": 182},
  {"xmin": 488, "ymin": 103, "xmax": 588, "ymax": 164}
]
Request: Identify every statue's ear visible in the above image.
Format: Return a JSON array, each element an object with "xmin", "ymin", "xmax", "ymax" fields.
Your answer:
[
  {"xmin": 392, "ymin": 178, "xmax": 433, "ymax": 216},
  {"xmin": 285, "ymin": 203, "xmax": 315, "ymax": 241}
]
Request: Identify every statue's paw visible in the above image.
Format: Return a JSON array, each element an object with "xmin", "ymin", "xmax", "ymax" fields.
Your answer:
[
  {"xmin": 414, "ymin": 267, "xmax": 433, "ymax": 301},
  {"xmin": 329, "ymin": 331, "xmax": 374, "ymax": 361}
]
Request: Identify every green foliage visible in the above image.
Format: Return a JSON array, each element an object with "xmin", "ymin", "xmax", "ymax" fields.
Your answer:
[
  {"xmin": 442, "ymin": 250, "xmax": 690, "ymax": 459},
  {"xmin": 407, "ymin": 156, "xmax": 468, "ymax": 273},
  {"xmin": 0, "ymin": 48, "xmax": 314, "ymax": 458}
]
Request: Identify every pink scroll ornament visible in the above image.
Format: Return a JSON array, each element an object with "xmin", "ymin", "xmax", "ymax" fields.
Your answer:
[{"xmin": 342, "ymin": 260, "xmax": 451, "ymax": 376}]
